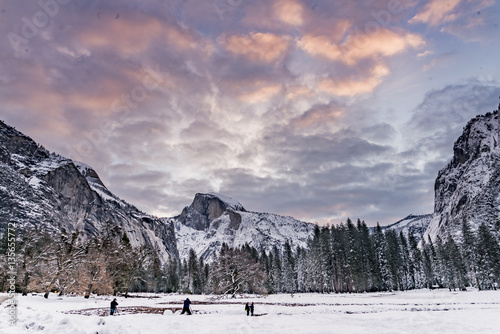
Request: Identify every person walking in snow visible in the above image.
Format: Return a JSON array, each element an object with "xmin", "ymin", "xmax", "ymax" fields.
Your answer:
[
  {"xmin": 250, "ymin": 302, "xmax": 254, "ymax": 316},
  {"xmin": 245, "ymin": 302, "xmax": 250, "ymax": 316},
  {"xmin": 181, "ymin": 298, "xmax": 192, "ymax": 315},
  {"xmin": 110, "ymin": 298, "xmax": 118, "ymax": 315}
]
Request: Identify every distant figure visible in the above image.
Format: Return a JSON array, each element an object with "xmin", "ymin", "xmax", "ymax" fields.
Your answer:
[
  {"xmin": 110, "ymin": 298, "xmax": 118, "ymax": 315},
  {"xmin": 181, "ymin": 298, "xmax": 192, "ymax": 315},
  {"xmin": 250, "ymin": 302, "xmax": 254, "ymax": 316},
  {"xmin": 245, "ymin": 302, "xmax": 250, "ymax": 316}
]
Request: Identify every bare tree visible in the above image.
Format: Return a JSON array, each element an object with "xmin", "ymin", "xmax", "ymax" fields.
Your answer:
[{"xmin": 209, "ymin": 244, "xmax": 267, "ymax": 297}]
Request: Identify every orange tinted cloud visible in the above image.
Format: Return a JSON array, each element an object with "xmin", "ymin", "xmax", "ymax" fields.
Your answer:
[
  {"xmin": 273, "ymin": 0, "xmax": 305, "ymax": 26},
  {"xmin": 223, "ymin": 32, "xmax": 290, "ymax": 63},
  {"xmin": 410, "ymin": 0, "xmax": 461, "ymax": 26},
  {"xmin": 298, "ymin": 35, "xmax": 342, "ymax": 62},
  {"xmin": 299, "ymin": 29, "xmax": 424, "ymax": 65},
  {"xmin": 78, "ymin": 13, "xmax": 196, "ymax": 55},
  {"xmin": 239, "ymin": 83, "xmax": 282, "ymax": 103},
  {"xmin": 286, "ymin": 85, "xmax": 314, "ymax": 100},
  {"xmin": 318, "ymin": 64, "xmax": 390, "ymax": 97}
]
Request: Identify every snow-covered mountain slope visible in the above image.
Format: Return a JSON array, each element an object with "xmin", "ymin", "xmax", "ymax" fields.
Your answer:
[
  {"xmin": 384, "ymin": 214, "xmax": 432, "ymax": 241},
  {"xmin": 423, "ymin": 109, "xmax": 500, "ymax": 242},
  {"xmin": 170, "ymin": 193, "xmax": 316, "ymax": 261},
  {"xmin": 0, "ymin": 120, "xmax": 178, "ymax": 263}
]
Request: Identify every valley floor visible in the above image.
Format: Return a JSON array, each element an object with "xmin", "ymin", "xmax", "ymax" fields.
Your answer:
[{"xmin": 1, "ymin": 289, "xmax": 500, "ymax": 333}]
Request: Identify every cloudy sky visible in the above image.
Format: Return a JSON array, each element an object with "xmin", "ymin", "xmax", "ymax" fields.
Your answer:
[{"xmin": 1, "ymin": 0, "xmax": 500, "ymax": 226}]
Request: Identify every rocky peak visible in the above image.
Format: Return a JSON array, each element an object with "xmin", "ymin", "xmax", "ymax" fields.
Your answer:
[
  {"xmin": 0, "ymin": 120, "xmax": 50, "ymax": 163},
  {"xmin": 425, "ymin": 108, "xmax": 500, "ymax": 242},
  {"xmin": 177, "ymin": 193, "xmax": 245, "ymax": 231},
  {"xmin": 173, "ymin": 193, "xmax": 315, "ymax": 261},
  {"xmin": 451, "ymin": 111, "xmax": 499, "ymax": 168}
]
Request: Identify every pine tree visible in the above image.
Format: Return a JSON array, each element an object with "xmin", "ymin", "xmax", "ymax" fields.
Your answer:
[
  {"xmin": 408, "ymin": 233, "xmax": 424, "ymax": 289},
  {"xmin": 398, "ymin": 232, "xmax": 411, "ymax": 290},
  {"xmin": 319, "ymin": 225, "xmax": 333, "ymax": 293},
  {"xmin": 444, "ymin": 236, "xmax": 467, "ymax": 291},
  {"xmin": 434, "ymin": 235, "xmax": 446, "ymax": 288},
  {"xmin": 330, "ymin": 224, "xmax": 346, "ymax": 292},
  {"xmin": 372, "ymin": 223, "xmax": 390, "ymax": 291},
  {"xmin": 475, "ymin": 223, "xmax": 500, "ymax": 290},
  {"xmin": 346, "ymin": 219, "xmax": 362, "ymax": 292},
  {"xmin": 295, "ymin": 246, "xmax": 308, "ymax": 292},
  {"xmin": 282, "ymin": 240, "xmax": 297, "ymax": 293},
  {"xmin": 187, "ymin": 248, "xmax": 202, "ymax": 294},
  {"xmin": 385, "ymin": 230, "xmax": 403, "ymax": 291},
  {"xmin": 357, "ymin": 220, "xmax": 377, "ymax": 292},
  {"xmin": 164, "ymin": 257, "xmax": 179, "ymax": 293},
  {"xmin": 307, "ymin": 225, "xmax": 323, "ymax": 292},
  {"xmin": 460, "ymin": 219, "xmax": 477, "ymax": 287},
  {"xmin": 421, "ymin": 237, "xmax": 439, "ymax": 289},
  {"xmin": 271, "ymin": 245, "xmax": 283, "ymax": 293}
]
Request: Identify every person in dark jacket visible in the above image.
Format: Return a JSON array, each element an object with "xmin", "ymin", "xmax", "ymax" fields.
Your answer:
[
  {"xmin": 245, "ymin": 302, "xmax": 250, "ymax": 316},
  {"xmin": 110, "ymin": 298, "xmax": 118, "ymax": 315},
  {"xmin": 181, "ymin": 298, "xmax": 192, "ymax": 315},
  {"xmin": 250, "ymin": 302, "xmax": 254, "ymax": 316}
]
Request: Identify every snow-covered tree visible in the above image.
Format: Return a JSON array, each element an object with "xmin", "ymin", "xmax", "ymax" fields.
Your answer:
[
  {"xmin": 208, "ymin": 244, "xmax": 267, "ymax": 297},
  {"xmin": 282, "ymin": 240, "xmax": 297, "ymax": 293},
  {"xmin": 475, "ymin": 223, "xmax": 500, "ymax": 290}
]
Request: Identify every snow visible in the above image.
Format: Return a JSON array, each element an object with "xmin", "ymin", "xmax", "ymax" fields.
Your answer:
[
  {"xmin": 173, "ymin": 210, "xmax": 314, "ymax": 261},
  {"xmin": 2, "ymin": 289, "xmax": 500, "ymax": 333},
  {"xmin": 28, "ymin": 176, "xmax": 43, "ymax": 189},
  {"xmin": 33, "ymin": 157, "xmax": 69, "ymax": 174},
  {"xmin": 206, "ymin": 193, "xmax": 245, "ymax": 211},
  {"xmin": 73, "ymin": 161, "xmax": 93, "ymax": 175}
]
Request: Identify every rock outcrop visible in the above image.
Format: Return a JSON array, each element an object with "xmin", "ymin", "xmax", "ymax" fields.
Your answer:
[
  {"xmin": 177, "ymin": 193, "xmax": 245, "ymax": 231},
  {"xmin": 424, "ymin": 110, "xmax": 500, "ymax": 241},
  {"xmin": 171, "ymin": 193, "xmax": 315, "ymax": 261},
  {"xmin": 0, "ymin": 120, "xmax": 178, "ymax": 263}
]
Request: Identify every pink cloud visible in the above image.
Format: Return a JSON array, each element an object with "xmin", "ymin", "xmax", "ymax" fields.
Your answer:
[
  {"xmin": 239, "ymin": 83, "xmax": 283, "ymax": 103},
  {"xmin": 410, "ymin": 0, "xmax": 462, "ymax": 26},
  {"xmin": 77, "ymin": 11, "xmax": 197, "ymax": 55},
  {"xmin": 318, "ymin": 64, "xmax": 390, "ymax": 97},
  {"xmin": 221, "ymin": 32, "xmax": 290, "ymax": 63},
  {"xmin": 298, "ymin": 28, "xmax": 425, "ymax": 65},
  {"xmin": 273, "ymin": 0, "xmax": 305, "ymax": 26}
]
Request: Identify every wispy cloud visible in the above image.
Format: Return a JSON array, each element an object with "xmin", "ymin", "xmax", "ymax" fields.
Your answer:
[{"xmin": 410, "ymin": 0, "xmax": 462, "ymax": 26}]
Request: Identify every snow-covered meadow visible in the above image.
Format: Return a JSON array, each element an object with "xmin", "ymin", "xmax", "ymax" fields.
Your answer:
[{"xmin": 1, "ymin": 289, "xmax": 499, "ymax": 333}]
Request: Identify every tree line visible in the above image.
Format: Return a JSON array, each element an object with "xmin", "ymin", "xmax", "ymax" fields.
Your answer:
[{"xmin": 1, "ymin": 218, "xmax": 500, "ymax": 296}]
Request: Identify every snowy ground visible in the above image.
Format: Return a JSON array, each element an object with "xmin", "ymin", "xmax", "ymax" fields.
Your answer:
[{"xmin": 1, "ymin": 289, "xmax": 500, "ymax": 333}]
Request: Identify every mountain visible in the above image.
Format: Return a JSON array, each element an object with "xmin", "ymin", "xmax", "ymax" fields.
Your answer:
[
  {"xmin": 0, "ymin": 120, "xmax": 315, "ymax": 264},
  {"xmin": 423, "ymin": 110, "xmax": 500, "ymax": 242},
  {"xmin": 383, "ymin": 214, "xmax": 432, "ymax": 240},
  {"xmin": 0, "ymin": 120, "xmax": 178, "ymax": 263},
  {"xmin": 170, "ymin": 193, "xmax": 316, "ymax": 261}
]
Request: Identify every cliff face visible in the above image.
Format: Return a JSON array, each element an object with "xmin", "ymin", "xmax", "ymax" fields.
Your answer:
[
  {"xmin": 424, "ymin": 110, "xmax": 500, "ymax": 241},
  {"xmin": 172, "ymin": 193, "xmax": 315, "ymax": 261},
  {"xmin": 177, "ymin": 193, "xmax": 245, "ymax": 231},
  {"xmin": 0, "ymin": 120, "xmax": 178, "ymax": 263}
]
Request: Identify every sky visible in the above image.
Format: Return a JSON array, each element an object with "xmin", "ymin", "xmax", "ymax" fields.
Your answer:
[{"xmin": 1, "ymin": 0, "xmax": 500, "ymax": 226}]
